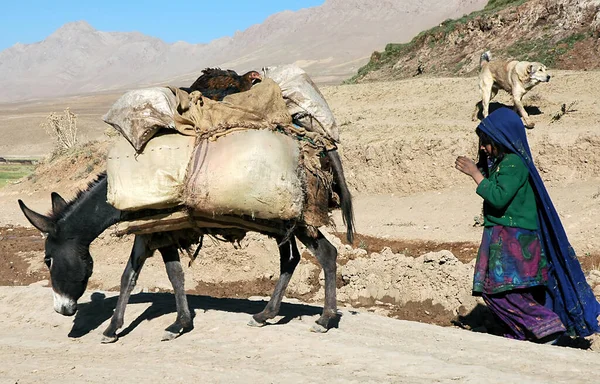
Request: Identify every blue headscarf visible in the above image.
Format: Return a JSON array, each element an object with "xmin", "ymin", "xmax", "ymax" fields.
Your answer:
[{"xmin": 478, "ymin": 107, "xmax": 600, "ymax": 337}]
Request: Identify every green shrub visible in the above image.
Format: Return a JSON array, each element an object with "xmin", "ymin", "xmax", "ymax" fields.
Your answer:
[
  {"xmin": 503, "ymin": 32, "xmax": 588, "ymax": 67},
  {"xmin": 484, "ymin": 0, "xmax": 528, "ymax": 11}
]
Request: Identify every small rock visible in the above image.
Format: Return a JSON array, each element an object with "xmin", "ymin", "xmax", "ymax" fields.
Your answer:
[{"xmin": 590, "ymin": 270, "xmax": 600, "ymax": 278}]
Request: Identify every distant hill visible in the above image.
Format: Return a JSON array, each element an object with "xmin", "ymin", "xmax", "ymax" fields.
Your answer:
[
  {"xmin": 349, "ymin": 0, "xmax": 600, "ymax": 83},
  {"xmin": 0, "ymin": 0, "xmax": 487, "ymax": 103}
]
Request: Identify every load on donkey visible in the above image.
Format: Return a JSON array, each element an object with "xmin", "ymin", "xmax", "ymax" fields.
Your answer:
[{"xmin": 19, "ymin": 65, "xmax": 355, "ymax": 342}]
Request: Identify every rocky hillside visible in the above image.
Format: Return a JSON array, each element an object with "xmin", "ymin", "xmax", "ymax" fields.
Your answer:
[{"xmin": 349, "ymin": 0, "xmax": 600, "ymax": 83}]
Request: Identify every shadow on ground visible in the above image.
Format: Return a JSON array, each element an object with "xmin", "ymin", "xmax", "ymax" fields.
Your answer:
[
  {"xmin": 473, "ymin": 102, "xmax": 543, "ymax": 121},
  {"xmin": 453, "ymin": 303, "xmax": 592, "ymax": 350},
  {"xmin": 68, "ymin": 291, "xmax": 323, "ymax": 339}
]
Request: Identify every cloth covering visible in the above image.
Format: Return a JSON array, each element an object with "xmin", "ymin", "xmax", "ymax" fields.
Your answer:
[
  {"xmin": 482, "ymin": 289, "xmax": 566, "ymax": 340},
  {"xmin": 477, "ymin": 107, "xmax": 600, "ymax": 337},
  {"xmin": 473, "ymin": 226, "xmax": 548, "ymax": 294},
  {"xmin": 167, "ymin": 78, "xmax": 292, "ymax": 139}
]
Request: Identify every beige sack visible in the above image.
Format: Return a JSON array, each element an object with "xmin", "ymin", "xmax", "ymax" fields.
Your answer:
[
  {"xmin": 107, "ymin": 133, "xmax": 196, "ymax": 210},
  {"xmin": 103, "ymin": 87, "xmax": 178, "ymax": 152},
  {"xmin": 171, "ymin": 78, "xmax": 292, "ymax": 137},
  {"xmin": 184, "ymin": 129, "xmax": 303, "ymax": 220},
  {"xmin": 262, "ymin": 64, "xmax": 339, "ymax": 143}
]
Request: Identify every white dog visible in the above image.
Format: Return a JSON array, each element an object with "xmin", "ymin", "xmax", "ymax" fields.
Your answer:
[{"xmin": 474, "ymin": 51, "xmax": 551, "ymax": 128}]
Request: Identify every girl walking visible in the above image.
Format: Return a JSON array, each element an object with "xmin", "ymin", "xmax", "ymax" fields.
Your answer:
[{"xmin": 455, "ymin": 107, "xmax": 600, "ymax": 343}]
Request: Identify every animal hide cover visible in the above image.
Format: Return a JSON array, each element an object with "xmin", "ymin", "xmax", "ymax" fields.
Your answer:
[
  {"xmin": 102, "ymin": 87, "xmax": 178, "ymax": 152},
  {"xmin": 107, "ymin": 133, "xmax": 195, "ymax": 210},
  {"xmin": 262, "ymin": 64, "xmax": 339, "ymax": 143},
  {"xmin": 184, "ymin": 129, "xmax": 304, "ymax": 220}
]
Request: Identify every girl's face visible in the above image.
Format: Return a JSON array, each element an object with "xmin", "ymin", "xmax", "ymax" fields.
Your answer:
[{"xmin": 480, "ymin": 143, "xmax": 496, "ymax": 157}]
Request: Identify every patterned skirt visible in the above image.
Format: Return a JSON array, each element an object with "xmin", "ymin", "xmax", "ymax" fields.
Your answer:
[{"xmin": 473, "ymin": 225, "xmax": 549, "ymax": 294}]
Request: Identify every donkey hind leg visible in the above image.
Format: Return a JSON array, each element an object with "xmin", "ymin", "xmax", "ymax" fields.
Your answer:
[
  {"xmin": 101, "ymin": 235, "xmax": 153, "ymax": 343},
  {"xmin": 160, "ymin": 245, "xmax": 193, "ymax": 341},
  {"xmin": 296, "ymin": 228, "xmax": 340, "ymax": 333},
  {"xmin": 249, "ymin": 236, "xmax": 301, "ymax": 327}
]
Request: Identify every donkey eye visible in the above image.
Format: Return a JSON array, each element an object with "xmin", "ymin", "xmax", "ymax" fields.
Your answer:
[{"xmin": 44, "ymin": 257, "xmax": 53, "ymax": 269}]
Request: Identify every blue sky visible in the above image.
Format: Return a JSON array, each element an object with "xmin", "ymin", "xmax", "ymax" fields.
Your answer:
[{"xmin": 0, "ymin": 0, "xmax": 325, "ymax": 52}]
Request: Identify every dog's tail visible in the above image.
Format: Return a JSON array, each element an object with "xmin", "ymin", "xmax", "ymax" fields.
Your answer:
[{"xmin": 480, "ymin": 51, "xmax": 492, "ymax": 67}]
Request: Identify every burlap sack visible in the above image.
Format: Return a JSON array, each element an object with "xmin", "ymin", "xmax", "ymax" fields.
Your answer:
[
  {"xmin": 184, "ymin": 129, "xmax": 304, "ymax": 220},
  {"xmin": 170, "ymin": 78, "xmax": 292, "ymax": 138},
  {"xmin": 107, "ymin": 132, "xmax": 195, "ymax": 210}
]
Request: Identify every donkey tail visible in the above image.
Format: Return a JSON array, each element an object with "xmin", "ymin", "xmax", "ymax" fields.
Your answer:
[{"xmin": 327, "ymin": 150, "xmax": 355, "ymax": 244}]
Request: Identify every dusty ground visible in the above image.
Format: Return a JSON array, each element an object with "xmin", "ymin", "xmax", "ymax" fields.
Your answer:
[{"xmin": 2, "ymin": 70, "xmax": 600, "ymax": 382}]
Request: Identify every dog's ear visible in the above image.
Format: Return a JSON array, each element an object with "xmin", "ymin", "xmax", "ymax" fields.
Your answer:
[{"xmin": 527, "ymin": 64, "xmax": 533, "ymax": 75}]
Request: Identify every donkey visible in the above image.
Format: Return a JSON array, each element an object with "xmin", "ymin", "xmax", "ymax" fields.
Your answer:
[{"xmin": 19, "ymin": 151, "xmax": 354, "ymax": 342}]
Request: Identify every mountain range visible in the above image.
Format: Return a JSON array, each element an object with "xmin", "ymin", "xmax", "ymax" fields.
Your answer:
[{"xmin": 0, "ymin": 0, "xmax": 487, "ymax": 103}]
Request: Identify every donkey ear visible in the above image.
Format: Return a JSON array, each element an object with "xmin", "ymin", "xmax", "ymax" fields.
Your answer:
[
  {"xmin": 50, "ymin": 192, "xmax": 68, "ymax": 214},
  {"xmin": 18, "ymin": 199, "xmax": 56, "ymax": 235}
]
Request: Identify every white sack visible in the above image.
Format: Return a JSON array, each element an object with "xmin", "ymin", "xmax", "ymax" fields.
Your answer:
[
  {"xmin": 107, "ymin": 133, "xmax": 196, "ymax": 210},
  {"xmin": 103, "ymin": 87, "xmax": 178, "ymax": 152},
  {"xmin": 262, "ymin": 64, "xmax": 339, "ymax": 142},
  {"xmin": 184, "ymin": 130, "xmax": 303, "ymax": 220}
]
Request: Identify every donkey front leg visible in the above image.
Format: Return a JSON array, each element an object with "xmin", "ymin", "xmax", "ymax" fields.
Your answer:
[
  {"xmin": 296, "ymin": 228, "xmax": 340, "ymax": 333},
  {"xmin": 101, "ymin": 235, "xmax": 152, "ymax": 343},
  {"xmin": 249, "ymin": 235, "xmax": 301, "ymax": 327},
  {"xmin": 159, "ymin": 245, "xmax": 193, "ymax": 341}
]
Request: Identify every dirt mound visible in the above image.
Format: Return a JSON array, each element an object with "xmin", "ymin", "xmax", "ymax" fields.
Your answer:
[
  {"xmin": 16, "ymin": 140, "xmax": 109, "ymax": 195},
  {"xmin": 338, "ymin": 248, "xmax": 477, "ymax": 312}
]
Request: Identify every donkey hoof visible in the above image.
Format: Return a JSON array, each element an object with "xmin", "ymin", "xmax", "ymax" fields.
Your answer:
[
  {"xmin": 310, "ymin": 323, "xmax": 328, "ymax": 333},
  {"xmin": 100, "ymin": 334, "xmax": 118, "ymax": 344},
  {"xmin": 247, "ymin": 318, "xmax": 266, "ymax": 328},
  {"xmin": 161, "ymin": 330, "xmax": 180, "ymax": 342}
]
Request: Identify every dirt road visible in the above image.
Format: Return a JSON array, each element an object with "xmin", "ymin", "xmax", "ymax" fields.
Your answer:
[{"xmin": 1, "ymin": 286, "xmax": 598, "ymax": 384}]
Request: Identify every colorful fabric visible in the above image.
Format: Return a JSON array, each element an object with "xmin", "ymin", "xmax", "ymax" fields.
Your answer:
[
  {"xmin": 482, "ymin": 288, "xmax": 566, "ymax": 341},
  {"xmin": 476, "ymin": 154, "xmax": 539, "ymax": 230},
  {"xmin": 474, "ymin": 226, "xmax": 548, "ymax": 294},
  {"xmin": 477, "ymin": 108, "xmax": 600, "ymax": 337}
]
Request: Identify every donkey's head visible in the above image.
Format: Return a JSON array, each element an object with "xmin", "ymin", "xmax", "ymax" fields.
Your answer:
[{"xmin": 19, "ymin": 192, "xmax": 93, "ymax": 316}]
